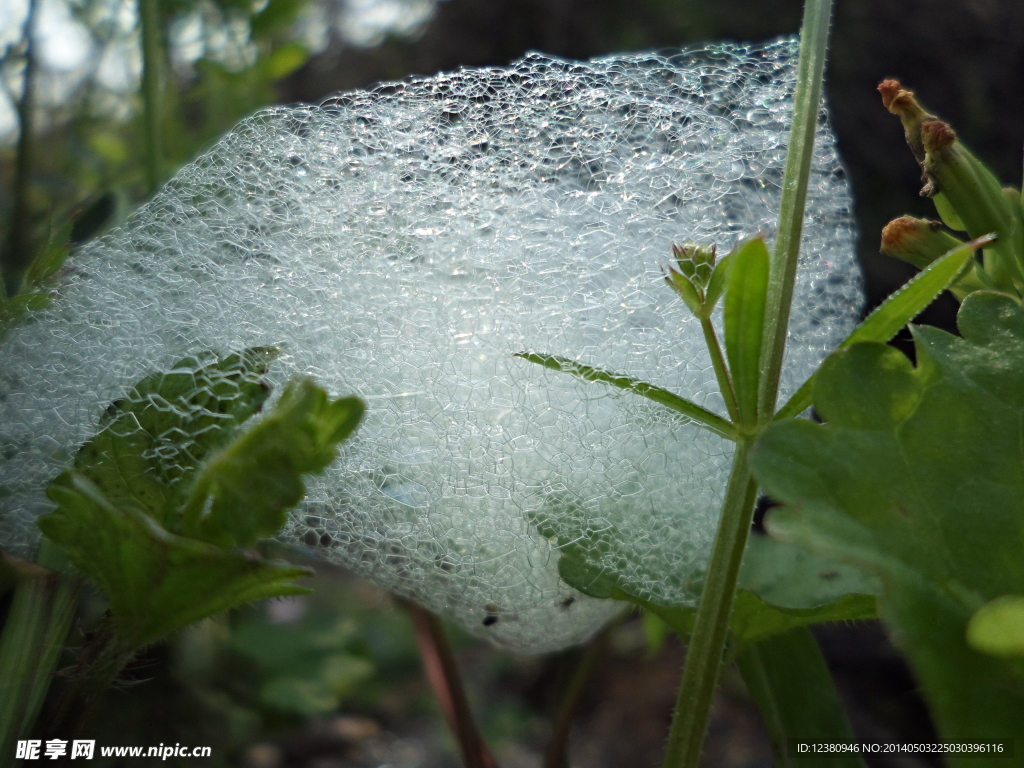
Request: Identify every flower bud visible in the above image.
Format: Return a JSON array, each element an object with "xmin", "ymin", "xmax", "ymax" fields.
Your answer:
[
  {"xmin": 921, "ymin": 120, "xmax": 1024, "ymax": 288},
  {"xmin": 878, "ymin": 79, "xmax": 933, "ymax": 164},
  {"xmin": 881, "ymin": 216, "xmax": 963, "ymax": 270},
  {"xmin": 666, "ymin": 243, "xmax": 719, "ymax": 317},
  {"xmin": 881, "ymin": 216, "xmax": 983, "ymax": 300}
]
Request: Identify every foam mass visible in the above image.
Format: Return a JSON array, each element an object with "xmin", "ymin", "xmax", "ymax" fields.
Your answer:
[{"xmin": 0, "ymin": 38, "xmax": 861, "ymax": 653}]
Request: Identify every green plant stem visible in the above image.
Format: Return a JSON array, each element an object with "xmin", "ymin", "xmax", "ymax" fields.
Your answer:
[
  {"xmin": 757, "ymin": 0, "xmax": 835, "ymax": 421},
  {"xmin": 139, "ymin": 0, "xmax": 163, "ymax": 193},
  {"xmin": 699, "ymin": 316, "xmax": 740, "ymax": 423},
  {"xmin": 661, "ymin": 4, "xmax": 836, "ymax": 766},
  {"xmin": 661, "ymin": 439, "xmax": 758, "ymax": 768},
  {"xmin": 543, "ymin": 617, "xmax": 619, "ymax": 768},
  {"xmin": 0, "ymin": 540, "xmax": 80, "ymax": 755},
  {"xmin": 3, "ymin": 0, "xmax": 39, "ymax": 297},
  {"xmin": 403, "ymin": 600, "xmax": 498, "ymax": 768}
]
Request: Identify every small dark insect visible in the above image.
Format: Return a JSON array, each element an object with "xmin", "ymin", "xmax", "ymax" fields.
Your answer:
[
  {"xmin": 558, "ymin": 596, "xmax": 576, "ymax": 611},
  {"xmin": 482, "ymin": 603, "xmax": 500, "ymax": 627},
  {"xmin": 818, "ymin": 570, "xmax": 840, "ymax": 581}
]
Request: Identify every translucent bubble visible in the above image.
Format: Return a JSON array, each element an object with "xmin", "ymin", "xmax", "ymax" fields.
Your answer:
[{"xmin": 0, "ymin": 37, "xmax": 861, "ymax": 653}]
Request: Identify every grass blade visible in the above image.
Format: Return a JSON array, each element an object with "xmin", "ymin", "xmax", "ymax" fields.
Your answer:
[
  {"xmin": 756, "ymin": 0, "xmax": 835, "ymax": 421},
  {"xmin": 515, "ymin": 352, "xmax": 738, "ymax": 441}
]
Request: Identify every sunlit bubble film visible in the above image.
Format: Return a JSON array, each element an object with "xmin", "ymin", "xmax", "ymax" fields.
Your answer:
[{"xmin": 0, "ymin": 38, "xmax": 860, "ymax": 653}]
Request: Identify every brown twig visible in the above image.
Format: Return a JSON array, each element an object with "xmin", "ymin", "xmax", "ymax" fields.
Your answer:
[{"xmin": 401, "ymin": 598, "xmax": 498, "ymax": 768}]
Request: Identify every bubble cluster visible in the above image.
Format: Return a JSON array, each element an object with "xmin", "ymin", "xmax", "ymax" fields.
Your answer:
[{"xmin": 0, "ymin": 38, "xmax": 860, "ymax": 652}]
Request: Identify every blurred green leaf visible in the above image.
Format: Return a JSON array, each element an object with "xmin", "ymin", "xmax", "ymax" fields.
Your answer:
[
  {"xmin": 41, "ymin": 473, "xmax": 310, "ymax": 648},
  {"xmin": 751, "ymin": 291, "xmax": 1024, "ymax": 753},
  {"xmin": 232, "ymin": 611, "xmax": 374, "ymax": 717},
  {"xmin": 251, "ymin": 0, "xmax": 307, "ymax": 39},
  {"xmin": 264, "ymin": 42, "xmax": 308, "ymax": 79},
  {"xmin": 39, "ymin": 351, "xmax": 365, "ymax": 649},
  {"xmin": 723, "ymin": 237, "xmax": 769, "ymax": 426},
  {"xmin": 967, "ymin": 596, "xmax": 1024, "ymax": 659},
  {"xmin": 737, "ymin": 627, "xmax": 866, "ymax": 768}
]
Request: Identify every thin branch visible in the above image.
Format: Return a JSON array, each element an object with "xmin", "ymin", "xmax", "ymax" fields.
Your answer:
[{"xmin": 401, "ymin": 599, "xmax": 498, "ymax": 768}]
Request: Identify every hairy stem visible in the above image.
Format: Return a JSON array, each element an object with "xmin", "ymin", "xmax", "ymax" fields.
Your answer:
[
  {"xmin": 661, "ymin": 440, "xmax": 758, "ymax": 768},
  {"xmin": 139, "ymin": 0, "xmax": 163, "ymax": 193},
  {"xmin": 757, "ymin": 0, "xmax": 835, "ymax": 420},
  {"xmin": 3, "ymin": 0, "xmax": 39, "ymax": 297},
  {"xmin": 661, "ymin": 3, "xmax": 836, "ymax": 766},
  {"xmin": 403, "ymin": 600, "xmax": 498, "ymax": 768}
]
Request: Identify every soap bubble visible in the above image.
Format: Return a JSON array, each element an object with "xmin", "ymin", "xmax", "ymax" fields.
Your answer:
[{"xmin": 0, "ymin": 37, "xmax": 860, "ymax": 653}]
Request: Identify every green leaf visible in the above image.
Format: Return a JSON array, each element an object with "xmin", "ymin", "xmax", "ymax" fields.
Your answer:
[
  {"xmin": 739, "ymin": 535, "xmax": 879, "ymax": 611},
  {"xmin": 724, "ymin": 237, "xmax": 770, "ymax": 426},
  {"xmin": 549, "ymin": 528, "xmax": 876, "ymax": 647},
  {"xmin": 967, "ymin": 596, "xmax": 1024, "ymax": 659},
  {"xmin": 71, "ymin": 348, "xmax": 279, "ymax": 531},
  {"xmin": 232, "ymin": 611, "xmax": 374, "ymax": 717},
  {"xmin": 775, "ymin": 236, "xmax": 990, "ymax": 420},
  {"xmin": 737, "ymin": 628, "xmax": 866, "ymax": 768},
  {"xmin": 729, "ymin": 591, "xmax": 876, "ymax": 647},
  {"xmin": 181, "ymin": 378, "xmax": 364, "ymax": 548},
  {"xmin": 513, "ymin": 352, "xmax": 738, "ymax": 441},
  {"xmin": 40, "ymin": 473, "xmax": 310, "ymax": 648},
  {"xmin": 263, "ymin": 42, "xmax": 308, "ymax": 79},
  {"xmin": 39, "ymin": 353, "xmax": 365, "ymax": 649},
  {"xmin": 750, "ymin": 291, "xmax": 1024, "ymax": 755},
  {"xmin": 703, "ymin": 252, "xmax": 732, "ymax": 314}
]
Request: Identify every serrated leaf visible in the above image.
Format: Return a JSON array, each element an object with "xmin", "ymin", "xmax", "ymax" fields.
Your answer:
[
  {"xmin": 724, "ymin": 237, "xmax": 770, "ymax": 426},
  {"xmin": 40, "ymin": 473, "xmax": 310, "ymax": 648},
  {"xmin": 750, "ymin": 291, "xmax": 1024, "ymax": 753},
  {"xmin": 549, "ymin": 526, "xmax": 876, "ymax": 646},
  {"xmin": 180, "ymin": 379, "xmax": 364, "ymax": 548},
  {"xmin": 72, "ymin": 348, "xmax": 279, "ymax": 530},
  {"xmin": 775, "ymin": 237, "xmax": 989, "ymax": 420},
  {"xmin": 514, "ymin": 352, "xmax": 737, "ymax": 440}
]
